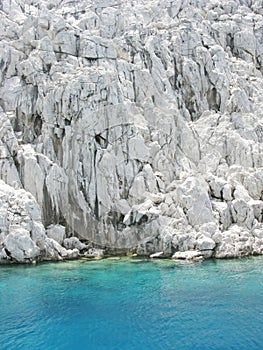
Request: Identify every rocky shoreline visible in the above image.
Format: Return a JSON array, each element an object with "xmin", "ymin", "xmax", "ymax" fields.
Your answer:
[
  {"xmin": 0, "ymin": 0, "xmax": 263, "ymax": 264},
  {"xmin": 0, "ymin": 176, "xmax": 262, "ymax": 264}
]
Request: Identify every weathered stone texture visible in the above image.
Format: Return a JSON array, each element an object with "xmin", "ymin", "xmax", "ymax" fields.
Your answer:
[{"xmin": 0, "ymin": 0, "xmax": 263, "ymax": 262}]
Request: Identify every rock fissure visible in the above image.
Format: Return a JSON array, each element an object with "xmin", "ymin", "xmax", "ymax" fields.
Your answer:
[{"xmin": 0, "ymin": 0, "xmax": 263, "ymax": 263}]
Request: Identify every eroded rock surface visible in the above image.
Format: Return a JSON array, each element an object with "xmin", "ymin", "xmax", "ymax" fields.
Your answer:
[
  {"xmin": 0, "ymin": 0, "xmax": 263, "ymax": 263},
  {"xmin": 0, "ymin": 179, "xmax": 88, "ymax": 263}
]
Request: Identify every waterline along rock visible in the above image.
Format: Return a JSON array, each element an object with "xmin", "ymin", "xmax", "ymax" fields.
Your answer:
[{"xmin": 0, "ymin": 0, "xmax": 263, "ymax": 263}]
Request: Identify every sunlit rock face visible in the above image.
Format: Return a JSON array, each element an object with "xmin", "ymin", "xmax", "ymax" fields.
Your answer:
[{"xmin": 0, "ymin": 0, "xmax": 263, "ymax": 262}]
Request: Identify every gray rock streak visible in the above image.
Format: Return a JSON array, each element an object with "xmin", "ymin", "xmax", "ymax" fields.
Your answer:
[{"xmin": 0, "ymin": 0, "xmax": 263, "ymax": 263}]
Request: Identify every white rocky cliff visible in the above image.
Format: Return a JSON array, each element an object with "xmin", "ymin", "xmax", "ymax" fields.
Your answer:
[{"xmin": 0, "ymin": 0, "xmax": 263, "ymax": 263}]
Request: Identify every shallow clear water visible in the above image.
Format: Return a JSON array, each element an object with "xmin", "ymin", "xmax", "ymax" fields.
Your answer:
[{"xmin": 1, "ymin": 257, "xmax": 263, "ymax": 350}]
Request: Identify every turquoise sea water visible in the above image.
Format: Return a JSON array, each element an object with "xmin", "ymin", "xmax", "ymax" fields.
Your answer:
[{"xmin": 1, "ymin": 257, "xmax": 263, "ymax": 350}]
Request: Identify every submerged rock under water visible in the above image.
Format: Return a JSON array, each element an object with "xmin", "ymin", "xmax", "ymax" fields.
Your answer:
[{"xmin": 0, "ymin": 0, "xmax": 263, "ymax": 263}]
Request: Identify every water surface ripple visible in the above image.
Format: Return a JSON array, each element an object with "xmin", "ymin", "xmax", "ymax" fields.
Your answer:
[{"xmin": 1, "ymin": 257, "xmax": 263, "ymax": 349}]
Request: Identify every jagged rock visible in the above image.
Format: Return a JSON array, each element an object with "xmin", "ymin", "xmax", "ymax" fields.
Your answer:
[
  {"xmin": 212, "ymin": 202, "xmax": 232, "ymax": 230},
  {"xmin": 123, "ymin": 199, "xmax": 160, "ymax": 226},
  {"xmin": 66, "ymin": 248, "xmax": 80, "ymax": 260},
  {"xmin": 4, "ymin": 228, "xmax": 40, "ymax": 263},
  {"xmin": 198, "ymin": 222, "xmax": 218, "ymax": 238},
  {"xmin": 0, "ymin": 180, "xmax": 49, "ymax": 263},
  {"xmin": 214, "ymin": 224, "xmax": 259, "ymax": 258},
  {"xmin": 231, "ymin": 199, "xmax": 255, "ymax": 229},
  {"xmin": 196, "ymin": 236, "xmax": 216, "ymax": 251},
  {"xmin": 63, "ymin": 237, "xmax": 86, "ymax": 251},
  {"xmin": 144, "ymin": 192, "xmax": 165, "ymax": 205},
  {"xmin": 0, "ymin": 180, "xmax": 74, "ymax": 264},
  {"xmin": 214, "ymin": 242, "xmax": 238, "ymax": 259},
  {"xmin": 44, "ymin": 237, "xmax": 80, "ymax": 260},
  {"xmin": 84, "ymin": 248, "xmax": 105, "ymax": 258},
  {"xmin": 0, "ymin": 0, "xmax": 263, "ymax": 262},
  {"xmin": 44, "ymin": 237, "xmax": 68, "ymax": 260},
  {"xmin": 46, "ymin": 225, "xmax": 66, "ymax": 245},
  {"xmin": 176, "ymin": 176, "xmax": 214, "ymax": 226}
]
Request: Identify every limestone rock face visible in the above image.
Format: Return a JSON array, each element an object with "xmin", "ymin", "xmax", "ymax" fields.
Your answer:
[
  {"xmin": 0, "ymin": 180, "xmax": 82, "ymax": 263},
  {"xmin": 4, "ymin": 228, "xmax": 40, "ymax": 263},
  {"xmin": 0, "ymin": 0, "xmax": 263, "ymax": 262},
  {"xmin": 0, "ymin": 180, "xmax": 43, "ymax": 263},
  {"xmin": 46, "ymin": 224, "xmax": 66, "ymax": 245}
]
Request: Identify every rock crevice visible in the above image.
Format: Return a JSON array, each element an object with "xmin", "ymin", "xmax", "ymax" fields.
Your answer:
[{"xmin": 0, "ymin": 0, "xmax": 263, "ymax": 263}]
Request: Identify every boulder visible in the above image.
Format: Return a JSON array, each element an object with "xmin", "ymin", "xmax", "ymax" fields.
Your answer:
[
  {"xmin": 43, "ymin": 237, "xmax": 77, "ymax": 261},
  {"xmin": 196, "ymin": 236, "xmax": 216, "ymax": 251},
  {"xmin": 172, "ymin": 250, "xmax": 203, "ymax": 260},
  {"xmin": 46, "ymin": 225, "xmax": 66, "ymax": 245},
  {"xmin": 150, "ymin": 251, "xmax": 164, "ymax": 258},
  {"xmin": 84, "ymin": 248, "xmax": 105, "ymax": 258},
  {"xmin": 63, "ymin": 237, "xmax": 86, "ymax": 251},
  {"xmin": 4, "ymin": 228, "xmax": 40, "ymax": 263},
  {"xmin": 66, "ymin": 248, "xmax": 80, "ymax": 260}
]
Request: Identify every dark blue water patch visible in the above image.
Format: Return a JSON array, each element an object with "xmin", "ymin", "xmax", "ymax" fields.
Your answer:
[{"xmin": 1, "ymin": 257, "xmax": 263, "ymax": 350}]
